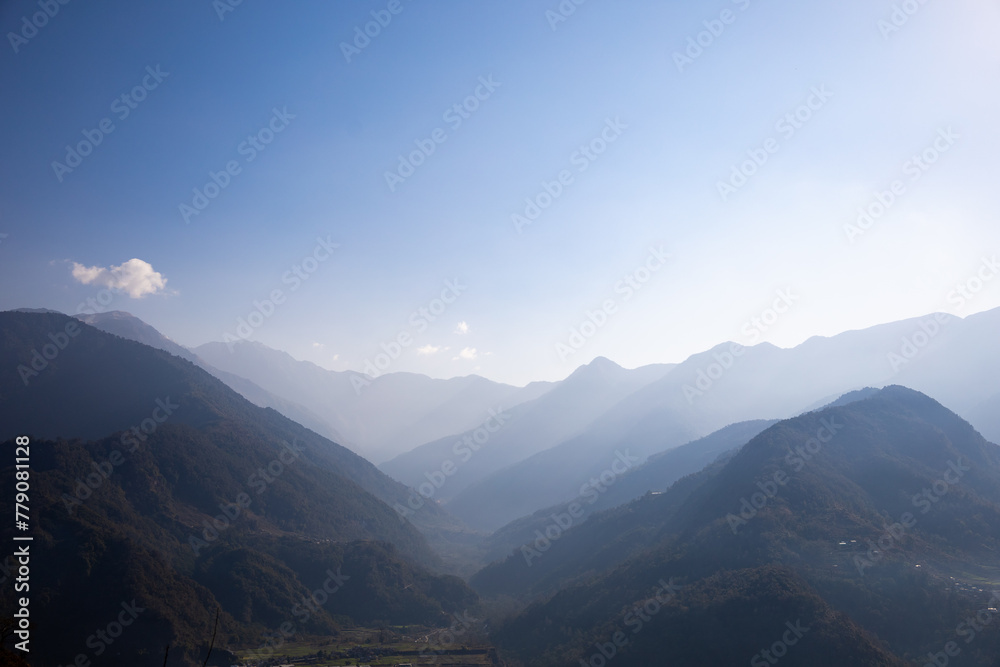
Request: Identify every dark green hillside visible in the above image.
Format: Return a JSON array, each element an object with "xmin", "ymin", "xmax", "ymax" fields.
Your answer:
[
  {"xmin": 0, "ymin": 310, "xmax": 478, "ymax": 561},
  {"xmin": 478, "ymin": 418, "xmax": 776, "ymax": 566},
  {"xmin": 480, "ymin": 386, "xmax": 1000, "ymax": 664},
  {"xmin": 494, "ymin": 565, "xmax": 905, "ymax": 667},
  {"xmin": 0, "ymin": 312, "xmax": 478, "ymax": 665}
]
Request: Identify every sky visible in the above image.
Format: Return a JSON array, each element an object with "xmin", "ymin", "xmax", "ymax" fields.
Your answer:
[{"xmin": 1, "ymin": 0, "xmax": 998, "ymax": 386}]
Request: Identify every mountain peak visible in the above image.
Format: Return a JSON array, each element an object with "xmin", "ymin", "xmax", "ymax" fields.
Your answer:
[
  {"xmin": 817, "ymin": 386, "xmax": 883, "ymax": 410},
  {"xmin": 75, "ymin": 310, "xmax": 196, "ymax": 363},
  {"xmin": 566, "ymin": 356, "xmax": 624, "ymax": 380}
]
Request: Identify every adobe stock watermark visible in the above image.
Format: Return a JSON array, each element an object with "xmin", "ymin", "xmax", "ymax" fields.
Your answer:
[
  {"xmin": 340, "ymin": 0, "xmax": 412, "ymax": 63},
  {"xmin": 512, "ymin": 117, "xmax": 627, "ymax": 233},
  {"xmin": 716, "ymin": 86, "xmax": 833, "ymax": 202},
  {"xmin": 350, "ymin": 278, "xmax": 467, "ymax": 394},
  {"xmin": 854, "ymin": 458, "xmax": 969, "ymax": 576},
  {"xmin": 885, "ymin": 255, "xmax": 995, "ymax": 373},
  {"xmin": 878, "ymin": 0, "xmax": 934, "ymax": 39},
  {"xmin": 578, "ymin": 578, "xmax": 682, "ymax": 667},
  {"xmin": 384, "ymin": 75, "xmax": 501, "ymax": 192},
  {"xmin": 420, "ymin": 610, "xmax": 479, "ymax": 660},
  {"xmin": 672, "ymin": 0, "xmax": 754, "ymax": 73},
  {"xmin": 75, "ymin": 287, "xmax": 117, "ymax": 317},
  {"xmin": 56, "ymin": 600, "xmax": 145, "ymax": 667},
  {"xmin": 913, "ymin": 459, "xmax": 970, "ymax": 514},
  {"xmin": 545, "ymin": 0, "xmax": 588, "ymax": 31},
  {"xmin": 886, "ymin": 313, "xmax": 951, "ymax": 374},
  {"xmin": 394, "ymin": 408, "xmax": 511, "ymax": 520},
  {"xmin": 188, "ymin": 438, "xmax": 305, "ymax": 556},
  {"xmin": 683, "ymin": 288, "xmax": 799, "ymax": 404},
  {"xmin": 179, "ymin": 106, "xmax": 295, "ymax": 224},
  {"xmin": 555, "ymin": 245, "xmax": 667, "ymax": 362},
  {"xmin": 749, "ymin": 620, "xmax": 811, "ymax": 666},
  {"xmin": 29, "ymin": 285, "xmax": 123, "ymax": 386},
  {"xmin": 920, "ymin": 590, "xmax": 1000, "ymax": 667},
  {"xmin": 51, "ymin": 65, "xmax": 170, "ymax": 183},
  {"xmin": 212, "ymin": 0, "xmax": 244, "ymax": 21},
  {"xmin": 246, "ymin": 567, "xmax": 350, "ymax": 663},
  {"xmin": 947, "ymin": 256, "xmax": 999, "ymax": 311},
  {"xmin": 62, "ymin": 397, "xmax": 178, "ymax": 513},
  {"xmin": 7, "ymin": 0, "xmax": 72, "ymax": 54},
  {"xmin": 738, "ymin": 289, "xmax": 798, "ymax": 343},
  {"xmin": 16, "ymin": 318, "xmax": 81, "ymax": 386},
  {"xmin": 844, "ymin": 127, "xmax": 958, "ymax": 244},
  {"xmin": 521, "ymin": 450, "xmax": 640, "ymax": 566},
  {"xmin": 727, "ymin": 416, "xmax": 843, "ymax": 534},
  {"xmin": 222, "ymin": 235, "xmax": 338, "ymax": 349}
]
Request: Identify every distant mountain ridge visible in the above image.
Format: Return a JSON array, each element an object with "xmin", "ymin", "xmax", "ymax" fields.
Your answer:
[
  {"xmin": 35, "ymin": 306, "xmax": 1000, "ymax": 542},
  {"xmin": 196, "ymin": 338, "xmax": 554, "ymax": 463},
  {"xmin": 54, "ymin": 310, "xmax": 555, "ymax": 465},
  {"xmin": 444, "ymin": 307, "xmax": 1000, "ymax": 531},
  {"xmin": 379, "ymin": 356, "xmax": 675, "ymax": 504}
]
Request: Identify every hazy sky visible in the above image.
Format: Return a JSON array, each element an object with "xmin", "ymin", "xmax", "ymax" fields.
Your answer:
[{"xmin": 2, "ymin": 0, "xmax": 998, "ymax": 386}]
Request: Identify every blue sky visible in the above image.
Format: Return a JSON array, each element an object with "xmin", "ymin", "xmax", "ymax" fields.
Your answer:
[{"xmin": 1, "ymin": 0, "xmax": 998, "ymax": 386}]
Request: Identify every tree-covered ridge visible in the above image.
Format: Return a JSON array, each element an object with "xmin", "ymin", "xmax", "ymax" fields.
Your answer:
[
  {"xmin": 481, "ymin": 386, "xmax": 1000, "ymax": 665},
  {"xmin": 0, "ymin": 312, "xmax": 479, "ymax": 665}
]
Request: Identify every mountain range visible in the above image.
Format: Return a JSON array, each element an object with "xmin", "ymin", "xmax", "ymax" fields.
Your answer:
[
  {"xmin": 79, "ymin": 308, "xmax": 1000, "ymax": 535},
  {"xmin": 477, "ymin": 386, "xmax": 1000, "ymax": 665},
  {"xmin": 0, "ymin": 311, "xmax": 477, "ymax": 665},
  {"xmin": 4, "ymin": 306, "xmax": 1000, "ymax": 665},
  {"xmin": 438, "ymin": 308, "xmax": 1000, "ymax": 531},
  {"xmin": 194, "ymin": 338, "xmax": 554, "ymax": 464},
  {"xmin": 379, "ymin": 356, "xmax": 674, "ymax": 504}
]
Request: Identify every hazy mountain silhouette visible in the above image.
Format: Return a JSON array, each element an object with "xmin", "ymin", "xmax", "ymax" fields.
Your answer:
[
  {"xmin": 449, "ymin": 308, "xmax": 1000, "ymax": 531},
  {"xmin": 478, "ymin": 418, "xmax": 777, "ymax": 563},
  {"xmin": 380, "ymin": 356, "xmax": 673, "ymax": 503},
  {"xmin": 196, "ymin": 339, "xmax": 553, "ymax": 462}
]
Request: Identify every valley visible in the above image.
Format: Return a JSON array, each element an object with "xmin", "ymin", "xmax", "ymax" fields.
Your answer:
[
  {"xmin": 3, "ymin": 6, "xmax": 998, "ymax": 664},
  {"xmin": 3, "ymin": 308, "xmax": 1000, "ymax": 665}
]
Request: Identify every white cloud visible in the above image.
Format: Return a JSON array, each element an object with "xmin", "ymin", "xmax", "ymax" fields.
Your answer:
[
  {"xmin": 453, "ymin": 347, "xmax": 477, "ymax": 361},
  {"xmin": 71, "ymin": 258, "xmax": 168, "ymax": 298},
  {"xmin": 312, "ymin": 342, "xmax": 325, "ymax": 349},
  {"xmin": 454, "ymin": 321, "xmax": 470, "ymax": 335},
  {"xmin": 417, "ymin": 344, "xmax": 442, "ymax": 355}
]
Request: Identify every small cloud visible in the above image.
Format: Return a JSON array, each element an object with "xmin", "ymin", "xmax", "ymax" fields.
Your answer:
[
  {"xmin": 71, "ymin": 258, "xmax": 168, "ymax": 298},
  {"xmin": 331, "ymin": 353, "xmax": 339, "ymax": 361},
  {"xmin": 417, "ymin": 344, "xmax": 441, "ymax": 356},
  {"xmin": 312, "ymin": 342, "xmax": 325, "ymax": 349},
  {"xmin": 454, "ymin": 321, "xmax": 470, "ymax": 335},
  {"xmin": 452, "ymin": 347, "xmax": 477, "ymax": 361}
]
